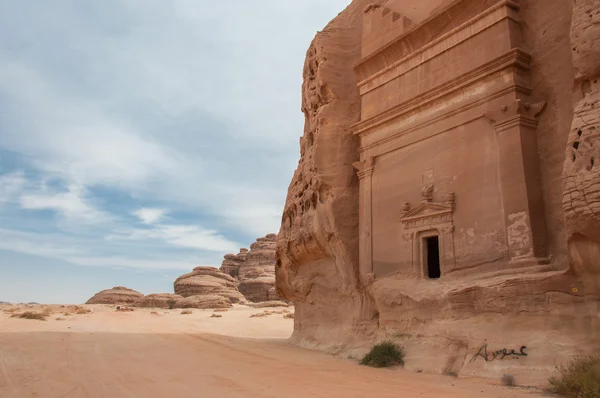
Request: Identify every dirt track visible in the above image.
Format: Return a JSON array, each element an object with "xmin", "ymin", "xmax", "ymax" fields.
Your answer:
[{"xmin": 0, "ymin": 305, "xmax": 542, "ymax": 398}]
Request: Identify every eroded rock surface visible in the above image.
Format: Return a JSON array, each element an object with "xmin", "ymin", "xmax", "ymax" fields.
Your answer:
[
  {"xmin": 276, "ymin": 0, "xmax": 600, "ymax": 388},
  {"xmin": 238, "ymin": 234, "xmax": 280, "ymax": 302},
  {"xmin": 563, "ymin": 0, "xmax": 600, "ymax": 286},
  {"xmin": 220, "ymin": 249, "xmax": 248, "ymax": 278},
  {"xmin": 275, "ymin": 0, "xmax": 373, "ymax": 344},
  {"xmin": 174, "ymin": 266, "xmax": 246, "ymax": 304},
  {"xmin": 173, "ymin": 295, "xmax": 232, "ymax": 310},
  {"xmin": 85, "ymin": 286, "xmax": 144, "ymax": 305},
  {"xmin": 133, "ymin": 293, "xmax": 183, "ymax": 309}
]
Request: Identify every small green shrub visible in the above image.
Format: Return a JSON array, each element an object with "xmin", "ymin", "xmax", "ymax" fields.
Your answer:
[
  {"xmin": 502, "ymin": 374, "xmax": 515, "ymax": 387},
  {"xmin": 548, "ymin": 355, "xmax": 600, "ymax": 398},
  {"xmin": 360, "ymin": 341, "xmax": 405, "ymax": 368}
]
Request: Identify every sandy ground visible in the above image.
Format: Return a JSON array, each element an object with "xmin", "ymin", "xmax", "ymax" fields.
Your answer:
[{"xmin": 0, "ymin": 304, "xmax": 544, "ymax": 398}]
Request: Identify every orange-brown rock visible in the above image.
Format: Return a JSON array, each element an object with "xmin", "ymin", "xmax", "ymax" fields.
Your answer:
[
  {"xmin": 276, "ymin": 0, "xmax": 600, "ymax": 387},
  {"xmin": 219, "ymin": 248, "xmax": 248, "ymax": 278},
  {"xmin": 562, "ymin": 0, "xmax": 600, "ymax": 291},
  {"xmin": 173, "ymin": 295, "xmax": 232, "ymax": 310},
  {"xmin": 85, "ymin": 286, "xmax": 144, "ymax": 305},
  {"xmin": 174, "ymin": 266, "xmax": 246, "ymax": 304},
  {"xmin": 133, "ymin": 293, "xmax": 183, "ymax": 309},
  {"xmin": 238, "ymin": 234, "xmax": 281, "ymax": 302},
  {"xmin": 275, "ymin": 0, "xmax": 369, "ymax": 345}
]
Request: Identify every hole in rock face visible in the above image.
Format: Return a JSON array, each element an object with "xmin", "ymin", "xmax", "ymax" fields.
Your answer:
[
  {"xmin": 578, "ymin": 130, "xmax": 583, "ymax": 136},
  {"xmin": 573, "ymin": 141, "xmax": 580, "ymax": 149},
  {"xmin": 424, "ymin": 236, "xmax": 441, "ymax": 279}
]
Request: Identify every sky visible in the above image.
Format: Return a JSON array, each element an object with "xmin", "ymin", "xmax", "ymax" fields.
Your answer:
[{"xmin": 0, "ymin": 0, "xmax": 350, "ymax": 304}]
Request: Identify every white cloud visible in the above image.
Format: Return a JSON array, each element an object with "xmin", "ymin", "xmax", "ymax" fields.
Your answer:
[
  {"xmin": 20, "ymin": 183, "xmax": 111, "ymax": 224},
  {"xmin": 133, "ymin": 207, "xmax": 168, "ymax": 224},
  {"xmin": 0, "ymin": 1, "xmax": 350, "ymax": 282},
  {"xmin": 0, "ymin": 171, "xmax": 26, "ymax": 204},
  {"xmin": 108, "ymin": 224, "xmax": 240, "ymax": 253}
]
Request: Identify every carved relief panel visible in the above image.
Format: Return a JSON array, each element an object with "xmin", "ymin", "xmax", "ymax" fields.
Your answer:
[{"xmin": 400, "ymin": 185, "xmax": 456, "ymax": 277}]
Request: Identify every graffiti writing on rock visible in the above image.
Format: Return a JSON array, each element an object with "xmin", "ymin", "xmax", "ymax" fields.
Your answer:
[{"xmin": 470, "ymin": 344, "xmax": 528, "ymax": 362}]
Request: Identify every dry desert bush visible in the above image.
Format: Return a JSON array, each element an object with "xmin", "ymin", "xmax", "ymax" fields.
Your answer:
[
  {"xmin": 548, "ymin": 355, "xmax": 600, "ymax": 397},
  {"xmin": 55, "ymin": 317, "xmax": 66, "ymax": 321},
  {"xmin": 360, "ymin": 341, "xmax": 405, "ymax": 368},
  {"xmin": 247, "ymin": 301, "xmax": 289, "ymax": 308},
  {"xmin": 211, "ymin": 314, "xmax": 222, "ymax": 318},
  {"xmin": 11, "ymin": 311, "xmax": 48, "ymax": 321},
  {"xmin": 181, "ymin": 310, "xmax": 192, "ymax": 315},
  {"xmin": 501, "ymin": 374, "xmax": 516, "ymax": 387},
  {"xmin": 283, "ymin": 313, "xmax": 294, "ymax": 319}
]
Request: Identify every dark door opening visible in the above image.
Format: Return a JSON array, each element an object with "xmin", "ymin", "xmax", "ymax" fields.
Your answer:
[{"xmin": 426, "ymin": 236, "xmax": 441, "ymax": 279}]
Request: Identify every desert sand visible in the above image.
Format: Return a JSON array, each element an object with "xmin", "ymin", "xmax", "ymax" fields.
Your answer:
[{"xmin": 0, "ymin": 304, "xmax": 542, "ymax": 398}]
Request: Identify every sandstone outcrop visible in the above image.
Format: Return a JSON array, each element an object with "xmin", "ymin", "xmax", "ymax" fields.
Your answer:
[
  {"xmin": 276, "ymin": 0, "xmax": 600, "ymax": 387},
  {"xmin": 562, "ymin": 0, "xmax": 600, "ymax": 290},
  {"xmin": 85, "ymin": 286, "xmax": 144, "ymax": 305},
  {"xmin": 133, "ymin": 293, "xmax": 183, "ymax": 309},
  {"xmin": 173, "ymin": 266, "xmax": 246, "ymax": 304},
  {"xmin": 219, "ymin": 249, "xmax": 248, "ymax": 278},
  {"xmin": 238, "ymin": 234, "xmax": 280, "ymax": 302},
  {"xmin": 173, "ymin": 295, "xmax": 232, "ymax": 310},
  {"xmin": 275, "ymin": 0, "xmax": 369, "ymax": 344}
]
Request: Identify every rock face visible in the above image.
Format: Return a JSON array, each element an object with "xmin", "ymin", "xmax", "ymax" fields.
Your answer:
[
  {"xmin": 220, "ymin": 248, "xmax": 248, "ymax": 278},
  {"xmin": 173, "ymin": 295, "xmax": 232, "ymax": 310},
  {"xmin": 238, "ymin": 234, "xmax": 280, "ymax": 302},
  {"xmin": 133, "ymin": 293, "xmax": 183, "ymax": 309},
  {"xmin": 85, "ymin": 286, "xmax": 144, "ymax": 305},
  {"xmin": 562, "ymin": 0, "xmax": 600, "ymax": 290},
  {"xmin": 276, "ymin": 0, "xmax": 600, "ymax": 387},
  {"xmin": 275, "ymin": 0, "xmax": 369, "ymax": 345},
  {"xmin": 174, "ymin": 266, "xmax": 246, "ymax": 304}
]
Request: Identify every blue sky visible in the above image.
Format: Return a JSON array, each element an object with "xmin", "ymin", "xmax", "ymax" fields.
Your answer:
[{"xmin": 0, "ymin": 0, "xmax": 350, "ymax": 304}]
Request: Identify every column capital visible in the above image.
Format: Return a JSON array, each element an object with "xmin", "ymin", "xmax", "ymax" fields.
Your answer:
[
  {"xmin": 353, "ymin": 156, "xmax": 375, "ymax": 179},
  {"xmin": 484, "ymin": 99, "xmax": 546, "ymax": 132}
]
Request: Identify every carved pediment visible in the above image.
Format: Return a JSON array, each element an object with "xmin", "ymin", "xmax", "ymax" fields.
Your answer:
[
  {"xmin": 399, "ymin": 188, "xmax": 455, "ymax": 230},
  {"xmin": 402, "ymin": 202, "xmax": 453, "ymax": 220}
]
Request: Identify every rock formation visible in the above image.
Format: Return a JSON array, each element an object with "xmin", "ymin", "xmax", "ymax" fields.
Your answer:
[
  {"xmin": 173, "ymin": 294, "xmax": 232, "ymax": 310},
  {"xmin": 173, "ymin": 266, "xmax": 246, "ymax": 304},
  {"xmin": 219, "ymin": 248, "xmax": 248, "ymax": 278},
  {"xmin": 133, "ymin": 293, "xmax": 183, "ymax": 309},
  {"xmin": 562, "ymin": 0, "xmax": 600, "ymax": 291},
  {"xmin": 85, "ymin": 286, "xmax": 144, "ymax": 305},
  {"xmin": 275, "ymin": 0, "xmax": 369, "ymax": 345},
  {"xmin": 238, "ymin": 234, "xmax": 280, "ymax": 302},
  {"xmin": 276, "ymin": 0, "xmax": 600, "ymax": 387}
]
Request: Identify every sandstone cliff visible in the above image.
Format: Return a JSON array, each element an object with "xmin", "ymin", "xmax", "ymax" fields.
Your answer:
[
  {"xmin": 220, "ymin": 248, "xmax": 248, "ymax": 278},
  {"xmin": 275, "ymin": 0, "xmax": 374, "ymax": 344},
  {"xmin": 133, "ymin": 293, "xmax": 183, "ymax": 309},
  {"xmin": 562, "ymin": 0, "xmax": 600, "ymax": 291},
  {"xmin": 173, "ymin": 294, "xmax": 232, "ymax": 310},
  {"xmin": 238, "ymin": 234, "xmax": 280, "ymax": 302},
  {"xmin": 173, "ymin": 266, "xmax": 246, "ymax": 304},
  {"xmin": 85, "ymin": 286, "xmax": 144, "ymax": 305},
  {"xmin": 276, "ymin": 0, "xmax": 600, "ymax": 387}
]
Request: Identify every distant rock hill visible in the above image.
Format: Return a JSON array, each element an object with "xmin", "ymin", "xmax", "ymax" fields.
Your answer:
[
  {"xmin": 85, "ymin": 286, "xmax": 144, "ymax": 305},
  {"xmin": 173, "ymin": 266, "xmax": 246, "ymax": 305}
]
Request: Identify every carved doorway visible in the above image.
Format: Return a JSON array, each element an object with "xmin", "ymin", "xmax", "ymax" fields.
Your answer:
[{"xmin": 424, "ymin": 235, "xmax": 441, "ymax": 279}]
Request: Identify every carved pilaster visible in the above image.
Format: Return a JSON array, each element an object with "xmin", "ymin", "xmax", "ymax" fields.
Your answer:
[
  {"xmin": 353, "ymin": 156, "xmax": 375, "ymax": 277},
  {"xmin": 484, "ymin": 99, "xmax": 549, "ymax": 265}
]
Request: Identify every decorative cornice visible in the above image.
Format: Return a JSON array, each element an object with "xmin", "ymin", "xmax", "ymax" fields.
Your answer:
[
  {"xmin": 352, "ymin": 157, "xmax": 375, "ymax": 179},
  {"xmin": 484, "ymin": 99, "xmax": 546, "ymax": 132},
  {"xmin": 351, "ymin": 49, "xmax": 532, "ymax": 137},
  {"xmin": 355, "ymin": 0, "xmax": 520, "ymax": 86}
]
